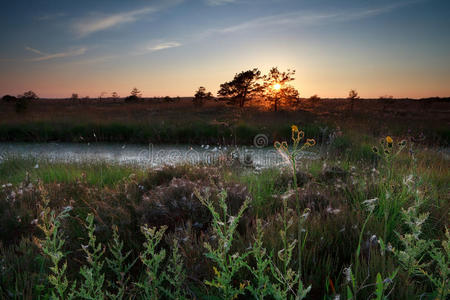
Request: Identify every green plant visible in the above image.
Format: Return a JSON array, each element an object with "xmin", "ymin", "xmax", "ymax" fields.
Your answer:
[
  {"xmin": 77, "ymin": 214, "xmax": 106, "ymax": 299},
  {"xmin": 136, "ymin": 225, "xmax": 167, "ymax": 300},
  {"xmin": 36, "ymin": 184, "xmax": 75, "ymax": 300},
  {"xmin": 161, "ymin": 239, "xmax": 188, "ymax": 299},
  {"xmin": 419, "ymin": 228, "xmax": 449, "ymax": 299},
  {"xmin": 247, "ymin": 219, "xmax": 279, "ymax": 299},
  {"xmin": 273, "ymin": 125, "xmax": 314, "ymax": 299},
  {"xmin": 105, "ymin": 225, "xmax": 137, "ymax": 300},
  {"xmin": 196, "ymin": 189, "xmax": 251, "ymax": 300}
]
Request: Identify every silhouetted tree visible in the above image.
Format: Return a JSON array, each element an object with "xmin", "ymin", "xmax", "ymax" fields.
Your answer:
[
  {"xmin": 125, "ymin": 87, "xmax": 142, "ymax": 102},
  {"xmin": 262, "ymin": 68, "xmax": 298, "ymax": 111},
  {"xmin": 218, "ymin": 68, "xmax": 261, "ymax": 107},
  {"xmin": 164, "ymin": 96, "xmax": 173, "ymax": 103},
  {"xmin": 111, "ymin": 92, "xmax": 119, "ymax": 102},
  {"xmin": 309, "ymin": 94, "xmax": 320, "ymax": 101},
  {"xmin": 131, "ymin": 87, "xmax": 142, "ymax": 97},
  {"xmin": 70, "ymin": 93, "xmax": 79, "ymax": 103},
  {"xmin": 1, "ymin": 95, "xmax": 17, "ymax": 103},
  {"xmin": 193, "ymin": 86, "xmax": 213, "ymax": 107},
  {"xmin": 15, "ymin": 90, "xmax": 38, "ymax": 113},
  {"xmin": 348, "ymin": 89, "xmax": 359, "ymax": 113}
]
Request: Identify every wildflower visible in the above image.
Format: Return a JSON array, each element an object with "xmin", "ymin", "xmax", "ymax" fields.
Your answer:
[
  {"xmin": 362, "ymin": 197, "xmax": 378, "ymax": 212},
  {"xmin": 386, "ymin": 136, "xmax": 393, "ymax": 144},
  {"xmin": 30, "ymin": 219, "xmax": 38, "ymax": 225},
  {"xmin": 239, "ymin": 282, "xmax": 246, "ymax": 290},
  {"xmin": 291, "ymin": 125, "xmax": 299, "ymax": 132}
]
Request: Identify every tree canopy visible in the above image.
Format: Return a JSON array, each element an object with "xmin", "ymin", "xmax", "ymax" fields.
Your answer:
[{"xmin": 217, "ymin": 68, "xmax": 261, "ymax": 107}]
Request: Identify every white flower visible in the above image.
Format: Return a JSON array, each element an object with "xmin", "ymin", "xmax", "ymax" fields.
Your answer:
[
  {"xmin": 343, "ymin": 265, "xmax": 352, "ymax": 283},
  {"xmin": 362, "ymin": 198, "xmax": 378, "ymax": 212}
]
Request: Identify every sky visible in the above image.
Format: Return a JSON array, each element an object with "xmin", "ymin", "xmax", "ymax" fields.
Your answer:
[{"xmin": 0, "ymin": 0, "xmax": 449, "ymax": 98}]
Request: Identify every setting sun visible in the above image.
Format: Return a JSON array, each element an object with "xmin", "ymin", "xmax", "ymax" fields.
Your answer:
[{"xmin": 273, "ymin": 83, "xmax": 281, "ymax": 91}]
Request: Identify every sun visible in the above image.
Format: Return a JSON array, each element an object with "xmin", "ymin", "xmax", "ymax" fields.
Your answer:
[{"xmin": 273, "ymin": 83, "xmax": 281, "ymax": 91}]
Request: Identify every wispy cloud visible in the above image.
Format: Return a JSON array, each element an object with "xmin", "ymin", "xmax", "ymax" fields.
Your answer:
[
  {"xmin": 218, "ymin": 0, "xmax": 420, "ymax": 33},
  {"xmin": 26, "ymin": 47, "xmax": 87, "ymax": 61},
  {"xmin": 74, "ymin": 7, "xmax": 155, "ymax": 37},
  {"xmin": 205, "ymin": 0, "xmax": 238, "ymax": 6},
  {"xmin": 35, "ymin": 12, "xmax": 66, "ymax": 21},
  {"xmin": 147, "ymin": 42, "xmax": 182, "ymax": 52},
  {"xmin": 73, "ymin": 0, "xmax": 184, "ymax": 37}
]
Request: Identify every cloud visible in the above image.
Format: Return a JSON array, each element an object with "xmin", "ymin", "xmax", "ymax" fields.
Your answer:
[
  {"xmin": 147, "ymin": 42, "xmax": 182, "ymax": 52},
  {"xmin": 74, "ymin": 7, "xmax": 155, "ymax": 37},
  {"xmin": 73, "ymin": 0, "xmax": 184, "ymax": 37},
  {"xmin": 35, "ymin": 12, "xmax": 66, "ymax": 21},
  {"xmin": 26, "ymin": 47, "xmax": 87, "ymax": 61},
  {"xmin": 218, "ymin": 0, "xmax": 420, "ymax": 33},
  {"xmin": 205, "ymin": 0, "xmax": 237, "ymax": 6}
]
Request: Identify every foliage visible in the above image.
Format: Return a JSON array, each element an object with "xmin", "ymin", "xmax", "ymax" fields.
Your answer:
[
  {"xmin": 193, "ymin": 86, "xmax": 213, "ymax": 107},
  {"xmin": 136, "ymin": 225, "xmax": 167, "ymax": 300},
  {"xmin": 218, "ymin": 68, "xmax": 262, "ymax": 107},
  {"xmin": 262, "ymin": 67, "xmax": 299, "ymax": 111},
  {"xmin": 196, "ymin": 189, "xmax": 251, "ymax": 299}
]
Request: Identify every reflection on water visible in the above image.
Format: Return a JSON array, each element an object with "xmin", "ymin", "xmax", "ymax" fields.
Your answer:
[{"xmin": 0, "ymin": 143, "xmax": 319, "ymax": 168}]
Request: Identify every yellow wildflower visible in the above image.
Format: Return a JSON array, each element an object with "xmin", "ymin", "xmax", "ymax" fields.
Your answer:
[
  {"xmin": 386, "ymin": 136, "xmax": 393, "ymax": 144},
  {"xmin": 239, "ymin": 282, "xmax": 246, "ymax": 290},
  {"xmin": 291, "ymin": 125, "xmax": 299, "ymax": 132}
]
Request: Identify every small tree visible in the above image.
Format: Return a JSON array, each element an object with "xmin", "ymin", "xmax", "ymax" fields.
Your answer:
[
  {"xmin": 1, "ymin": 95, "xmax": 17, "ymax": 103},
  {"xmin": 70, "ymin": 93, "xmax": 79, "ymax": 103},
  {"xmin": 111, "ymin": 92, "xmax": 119, "ymax": 102},
  {"xmin": 131, "ymin": 87, "xmax": 142, "ymax": 97},
  {"xmin": 348, "ymin": 89, "xmax": 359, "ymax": 113},
  {"xmin": 193, "ymin": 86, "xmax": 212, "ymax": 107},
  {"xmin": 262, "ymin": 68, "xmax": 298, "ymax": 111},
  {"xmin": 15, "ymin": 90, "xmax": 38, "ymax": 113},
  {"xmin": 218, "ymin": 68, "xmax": 261, "ymax": 107},
  {"xmin": 125, "ymin": 88, "xmax": 142, "ymax": 102},
  {"xmin": 309, "ymin": 94, "xmax": 320, "ymax": 101}
]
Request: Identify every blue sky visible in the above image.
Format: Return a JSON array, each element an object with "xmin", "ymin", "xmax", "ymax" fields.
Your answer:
[{"xmin": 0, "ymin": 0, "xmax": 449, "ymax": 98}]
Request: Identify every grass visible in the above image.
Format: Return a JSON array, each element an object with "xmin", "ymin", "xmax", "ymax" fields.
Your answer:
[
  {"xmin": 0, "ymin": 122, "xmax": 449, "ymax": 299},
  {"xmin": 0, "ymin": 156, "xmax": 145, "ymax": 187}
]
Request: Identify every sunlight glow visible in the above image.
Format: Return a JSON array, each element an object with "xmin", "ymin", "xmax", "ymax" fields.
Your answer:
[{"xmin": 273, "ymin": 83, "xmax": 281, "ymax": 91}]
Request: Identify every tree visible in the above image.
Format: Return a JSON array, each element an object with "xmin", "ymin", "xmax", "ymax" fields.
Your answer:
[
  {"xmin": 348, "ymin": 89, "xmax": 359, "ymax": 113},
  {"xmin": 111, "ymin": 92, "xmax": 119, "ymax": 102},
  {"xmin": 193, "ymin": 86, "xmax": 213, "ymax": 107},
  {"xmin": 1, "ymin": 95, "xmax": 17, "ymax": 103},
  {"xmin": 309, "ymin": 94, "xmax": 320, "ymax": 101},
  {"xmin": 15, "ymin": 90, "xmax": 38, "ymax": 113},
  {"xmin": 70, "ymin": 93, "xmax": 79, "ymax": 103},
  {"xmin": 125, "ymin": 88, "xmax": 142, "ymax": 102},
  {"xmin": 262, "ymin": 67, "xmax": 298, "ymax": 111},
  {"xmin": 130, "ymin": 87, "xmax": 142, "ymax": 97},
  {"xmin": 218, "ymin": 68, "xmax": 261, "ymax": 107}
]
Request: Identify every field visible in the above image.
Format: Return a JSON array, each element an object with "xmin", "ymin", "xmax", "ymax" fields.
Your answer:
[{"xmin": 0, "ymin": 98, "xmax": 449, "ymax": 299}]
